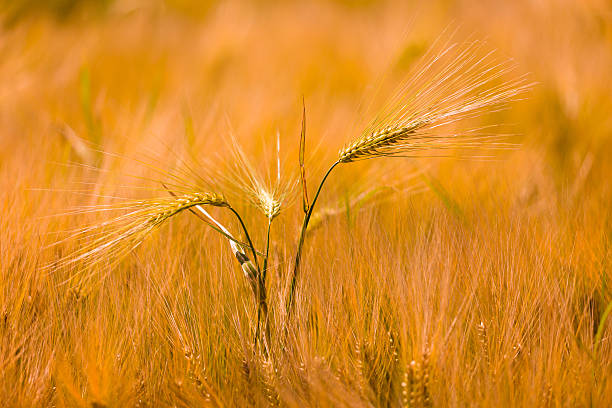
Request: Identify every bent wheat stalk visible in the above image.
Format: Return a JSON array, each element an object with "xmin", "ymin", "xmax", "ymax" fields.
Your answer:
[
  {"xmin": 50, "ymin": 189, "xmax": 268, "ymax": 333},
  {"xmin": 162, "ymin": 187, "xmax": 261, "ymax": 285},
  {"xmin": 163, "ymin": 188, "xmax": 270, "ymax": 350}
]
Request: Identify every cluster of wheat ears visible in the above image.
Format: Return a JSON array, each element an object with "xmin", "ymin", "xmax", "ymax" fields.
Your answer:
[{"xmin": 49, "ymin": 37, "xmax": 531, "ymax": 352}]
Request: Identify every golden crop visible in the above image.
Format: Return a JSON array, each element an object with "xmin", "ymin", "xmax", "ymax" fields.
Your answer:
[{"xmin": 1, "ymin": 1, "xmax": 611, "ymax": 406}]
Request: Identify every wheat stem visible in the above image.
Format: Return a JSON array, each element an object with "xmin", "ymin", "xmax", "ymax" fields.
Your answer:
[
  {"xmin": 255, "ymin": 218, "xmax": 273, "ymax": 354},
  {"xmin": 196, "ymin": 203, "xmax": 268, "ymax": 351},
  {"xmin": 263, "ymin": 218, "xmax": 272, "ymax": 284},
  {"xmin": 287, "ymin": 160, "xmax": 340, "ymax": 315},
  {"xmin": 228, "ymin": 207, "xmax": 260, "ymax": 275},
  {"xmin": 227, "ymin": 208, "xmax": 269, "ymax": 348},
  {"xmin": 226, "ymin": 206, "xmax": 270, "ymax": 352}
]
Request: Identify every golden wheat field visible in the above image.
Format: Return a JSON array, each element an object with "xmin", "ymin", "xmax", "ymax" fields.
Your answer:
[{"xmin": 1, "ymin": 0, "xmax": 612, "ymax": 406}]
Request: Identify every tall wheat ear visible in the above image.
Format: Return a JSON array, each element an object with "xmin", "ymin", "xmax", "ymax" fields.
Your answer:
[
  {"xmin": 338, "ymin": 39, "xmax": 532, "ymax": 163},
  {"xmin": 288, "ymin": 38, "xmax": 534, "ymax": 314}
]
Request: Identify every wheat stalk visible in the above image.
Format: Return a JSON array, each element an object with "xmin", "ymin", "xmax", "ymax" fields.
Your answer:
[{"xmin": 287, "ymin": 38, "xmax": 532, "ymax": 314}]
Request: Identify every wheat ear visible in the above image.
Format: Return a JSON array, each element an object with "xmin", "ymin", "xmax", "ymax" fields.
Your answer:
[
  {"xmin": 287, "ymin": 40, "xmax": 531, "ymax": 314},
  {"xmin": 49, "ymin": 192, "xmax": 229, "ymax": 273}
]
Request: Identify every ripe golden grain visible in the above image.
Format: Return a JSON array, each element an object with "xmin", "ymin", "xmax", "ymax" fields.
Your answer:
[{"xmin": 49, "ymin": 192, "xmax": 228, "ymax": 273}]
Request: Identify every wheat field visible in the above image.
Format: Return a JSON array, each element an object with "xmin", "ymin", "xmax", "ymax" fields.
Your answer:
[{"xmin": 1, "ymin": 1, "xmax": 611, "ymax": 407}]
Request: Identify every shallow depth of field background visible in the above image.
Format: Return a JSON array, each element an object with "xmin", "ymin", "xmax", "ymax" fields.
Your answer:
[{"xmin": 1, "ymin": 0, "xmax": 612, "ymax": 406}]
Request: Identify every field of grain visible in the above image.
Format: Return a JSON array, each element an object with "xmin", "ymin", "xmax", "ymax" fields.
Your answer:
[{"xmin": 1, "ymin": 1, "xmax": 611, "ymax": 406}]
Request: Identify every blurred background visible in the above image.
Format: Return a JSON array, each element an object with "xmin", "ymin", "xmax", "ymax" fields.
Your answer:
[
  {"xmin": 1, "ymin": 0, "xmax": 611, "ymax": 206},
  {"xmin": 1, "ymin": 0, "xmax": 612, "ymax": 406}
]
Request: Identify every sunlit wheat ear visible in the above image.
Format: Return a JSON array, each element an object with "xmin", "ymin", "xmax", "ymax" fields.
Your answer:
[
  {"xmin": 146, "ymin": 192, "xmax": 229, "ymax": 225},
  {"xmin": 338, "ymin": 40, "xmax": 533, "ymax": 163},
  {"xmin": 48, "ymin": 192, "xmax": 229, "ymax": 272},
  {"xmin": 258, "ymin": 190, "xmax": 282, "ymax": 221},
  {"xmin": 221, "ymin": 132, "xmax": 296, "ymax": 221}
]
